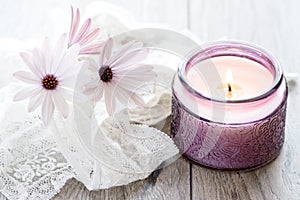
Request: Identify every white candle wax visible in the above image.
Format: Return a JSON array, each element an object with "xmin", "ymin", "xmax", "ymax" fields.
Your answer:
[
  {"xmin": 187, "ymin": 56, "xmax": 274, "ymax": 100},
  {"xmin": 173, "ymin": 55, "xmax": 286, "ymax": 123}
]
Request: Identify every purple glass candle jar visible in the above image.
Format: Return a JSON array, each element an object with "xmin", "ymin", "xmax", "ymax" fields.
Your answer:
[{"xmin": 171, "ymin": 41, "xmax": 288, "ymax": 170}]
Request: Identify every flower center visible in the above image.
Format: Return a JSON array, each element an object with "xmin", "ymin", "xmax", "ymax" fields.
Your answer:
[
  {"xmin": 99, "ymin": 66, "xmax": 113, "ymax": 82},
  {"xmin": 42, "ymin": 74, "xmax": 59, "ymax": 90}
]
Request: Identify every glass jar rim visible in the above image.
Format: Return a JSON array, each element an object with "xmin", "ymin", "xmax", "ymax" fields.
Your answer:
[{"xmin": 178, "ymin": 40, "xmax": 283, "ymax": 103}]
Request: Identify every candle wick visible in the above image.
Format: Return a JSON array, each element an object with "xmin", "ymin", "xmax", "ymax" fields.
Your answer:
[
  {"xmin": 227, "ymin": 83, "xmax": 232, "ymax": 98},
  {"xmin": 228, "ymin": 83, "xmax": 232, "ymax": 92}
]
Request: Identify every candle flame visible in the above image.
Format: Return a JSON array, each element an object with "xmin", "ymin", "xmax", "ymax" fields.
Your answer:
[
  {"xmin": 225, "ymin": 69, "xmax": 233, "ymax": 98},
  {"xmin": 225, "ymin": 69, "xmax": 233, "ymax": 86}
]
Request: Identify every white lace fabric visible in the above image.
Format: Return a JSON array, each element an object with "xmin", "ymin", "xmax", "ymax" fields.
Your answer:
[
  {"xmin": 52, "ymin": 83, "xmax": 178, "ymax": 190},
  {"xmin": 52, "ymin": 108, "xmax": 178, "ymax": 190},
  {"xmin": 0, "ymin": 84, "xmax": 75, "ymax": 200},
  {"xmin": 0, "ymin": 80, "xmax": 178, "ymax": 199}
]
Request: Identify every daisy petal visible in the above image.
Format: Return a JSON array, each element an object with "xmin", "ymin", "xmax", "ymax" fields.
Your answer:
[
  {"xmin": 91, "ymin": 85, "xmax": 104, "ymax": 102},
  {"xmin": 109, "ymin": 48, "xmax": 149, "ymax": 69},
  {"xmin": 20, "ymin": 52, "xmax": 33, "ymax": 67},
  {"xmin": 32, "ymin": 48, "xmax": 45, "ymax": 74},
  {"xmin": 42, "ymin": 92, "xmax": 54, "ymax": 126},
  {"xmin": 69, "ymin": 6, "xmax": 75, "ymax": 43},
  {"xmin": 110, "ymin": 41, "xmax": 143, "ymax": 61},
  {"xmin": 114, "ymin": 86, "xmax": 131, "ymax": 106},
  {"xmin": 41, "ymin": 37, "xmax": 53, "ymax": 73},
  {"xmin": 104, "ymin": 84, "xmax": 116, "ymax": 115},
  {"xmin": 58, "ymin": 75, "xmax": 76, "ymax": 88},
  {"xmin": 56, "ymin": 87, "xmax": 74, "ymax": 102},
  {"xmin": 55, "ymin": 44, "xmax": 80, "ymax": 76},
  {"xmin": 114, "ymin": 86, "xmax": 145, "ymax": 107},
  {"xmin": 14, "ymin": 87, "xmax": 42, "ymax": 101},
  {"xmin": 83, "ymin": 86, "xmax": 96, "ymax": 96},
  {"xmin": 80, "ymin": 28, "xmax": 101, "ymax": 46},
  {"xmin": 13, "ymin": 71, "xmax": 40, "ymax": 84},
  {"xmin": 28, "ymin": 90, "xmax": 45, "ymax": 112},
  {"xmin": 20, "ymin": 52, "xmax": 41, "ymax": 78},
  {"xmin": 100, "ymin": 38, "xmax": 113, "ymax": 66},
  {"xmin": 70, "ymin": 8, "xmax": 80, "ymax": 45},
  {"xmin": 52, "ymin": 33, "xmax": 68, "ymax": 71},
  {"xmin": 131, "ymin": 93, "xmax": 145, "ymax": 107},
  {"xmin": 58, "ymin": 62, "xmax": 82, "ymax": 87},
  {"xmin": 117, "ymin": 78, "xmax": 151, "ymax": 94},
  {"xmin": 114, "ymin": 64, "xmax": 156, "ymax": 79},
  {"xmin": 80, "ymin": 42, "xmax": 103, "ymax": 55},
  {"xmin": 87, "ymin": 58, "xmax": 99, "ymax": 72},
  {"xmin": 53, "ymin": 90, "xmax": 69, "ymax": 118},
  {"xmin": 74, "ymin": 18, "xmax": 91, "ymax": 44},
  {"xmin": 116, "ymin": 72, "xmax": 157, "ymax": 83},
  {"xmin": 84, "ymin": 80, "xmax": 99, "ymax": 89}
]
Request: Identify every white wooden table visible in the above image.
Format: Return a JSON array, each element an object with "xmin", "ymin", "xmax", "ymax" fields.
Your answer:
[{"xmin": 1, "ymin": 0, "xmax": 299, "ymax": 199}]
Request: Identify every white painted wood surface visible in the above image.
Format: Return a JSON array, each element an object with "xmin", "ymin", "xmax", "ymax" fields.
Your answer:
[{"xmin": 0, "ymin": 0, "xmax": 299, "ymax": 199}]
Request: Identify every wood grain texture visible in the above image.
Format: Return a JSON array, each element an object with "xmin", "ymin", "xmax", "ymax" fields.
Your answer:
[
  {"xmin": 54, "ymin": 157, "xmax": 190, "ymax": 200},
  {"xmin": 192, "ymin": 146, "xmax": 300, "ymax": 200}
]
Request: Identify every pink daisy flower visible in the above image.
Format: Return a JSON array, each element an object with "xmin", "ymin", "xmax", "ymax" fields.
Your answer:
[
  {"xmin": 13, "ymin": 34, "xmax": 81, "ymax": 126},
  {"xmin": 68, "ymin": 6, "xmax": 103, "ymax": 55},
  {"xmin": 83, "ymin": 37, "xmax": 157, "ymax": 115}
]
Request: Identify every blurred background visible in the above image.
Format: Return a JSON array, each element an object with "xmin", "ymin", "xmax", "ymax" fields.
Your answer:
[{"xmin": 0, "ymin": 0, "xmax": 298, "ymax": 84}]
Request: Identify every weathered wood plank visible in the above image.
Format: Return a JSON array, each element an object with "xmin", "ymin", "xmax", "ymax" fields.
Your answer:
[
  {"xmin": 119, "ymin": 158, "xmax": 190, "ymax": 200},
  {"xmin": 192, "ymin": 143, "xmax": 300, "ymax": 200},
  {"xmin": 53, "ymin": 157, "xmax": 190, "ymax": 200}
]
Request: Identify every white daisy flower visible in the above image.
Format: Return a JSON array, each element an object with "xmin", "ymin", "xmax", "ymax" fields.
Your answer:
[
  {"xmin": 83, "ymin": 37, "xmax": 157, "ymax": 115},
  {"xmin": 13, "ymin": 34, "xmax": 81, "ymax": 126}
]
